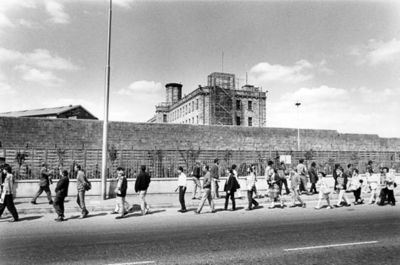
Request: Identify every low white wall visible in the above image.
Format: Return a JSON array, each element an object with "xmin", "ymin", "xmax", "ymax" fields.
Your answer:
[{"xmin": 12, "ymin": 174, "xmax": 400, "ymax": 198}]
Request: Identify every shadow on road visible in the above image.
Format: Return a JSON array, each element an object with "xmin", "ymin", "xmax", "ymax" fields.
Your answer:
[
  {"xmin": 147, "ymin": 209, "xmax": 166, "ymax": 215},
  {"xmin": 19, "ymin": 215, "xmax": 43, "ymax": 221},
  {"xmin": 85, "ymin": 213, "xmax": 108, "ymax": 218}
]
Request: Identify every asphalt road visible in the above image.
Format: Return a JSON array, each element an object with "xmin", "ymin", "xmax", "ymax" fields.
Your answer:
[{"xmin": 0, "ymin": 204, "xmax": 399, "ymax": 265}]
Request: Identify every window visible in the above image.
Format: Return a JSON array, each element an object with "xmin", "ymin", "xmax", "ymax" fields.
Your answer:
[
  {"xmin": 236, "ymin": 116, "xmax": 241, "ymax": 125},
  {"xmin": 192, "ymin": 117, "xmax": 194, "ymax": 124},
  {"xmin": 189, "ymin": 103, "xmax": 191, "ymax": 112},
  {"xmin": 236, "ymin": 100, "xmax": 241, "ymax": 110},
  {"xmin": 248, "ymin": 101, "xmax": 252, "ymax": 111},
  {"xmin": 192, "ymin": 101, "xmax": 195, "ymax": 112},
  {"xmin": 248, "ymin": 117, "xmax": 252, "ymax": 127},
  {"xmin": 163, "ymin": 114, "xmax": 167, "ymax": 123},
  {"xmin": 196, "ymin": 99, "xmax": 199, "ymax": 110}
]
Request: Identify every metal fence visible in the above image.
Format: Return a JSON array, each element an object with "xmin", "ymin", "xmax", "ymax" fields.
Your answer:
[{"xmin": 3, "ymin": 148, "xmax": 399, "ymax": 180}]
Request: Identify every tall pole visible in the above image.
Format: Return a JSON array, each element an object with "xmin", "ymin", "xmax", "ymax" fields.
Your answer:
[
  {"xmin": 101, "ymin": 0, "xmax": 112, "ymax": 200},
  {"xmin": 295, "ymin": 102, "xmax": 301, "ymax": 151}
]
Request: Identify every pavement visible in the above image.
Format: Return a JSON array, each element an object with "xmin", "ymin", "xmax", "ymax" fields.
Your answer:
[
  {"xmin": 0, "ymin": 202, "xmax": 399, "ymax": 265},
  {"xmin": 9, "ymin": 189, "xmax": 400, "ymax": 215}
]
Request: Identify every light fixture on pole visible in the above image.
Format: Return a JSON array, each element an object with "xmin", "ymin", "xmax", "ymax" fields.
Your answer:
[
  {"xmin": 101, "ymin": 0, "xmax": 112, "ymax": 200},
  {"xmin": 295, "ymin": 102, "xmax": 301, "ymax": 151}
]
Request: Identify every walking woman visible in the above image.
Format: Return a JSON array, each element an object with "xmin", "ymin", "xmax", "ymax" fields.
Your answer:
[
  {"xmin": 232, "ymin": 164, "xmax": 242, "ymax": 199},
  {"xmin": 224, "ymin": 169, "xmax": 240, "ymax": 211},
  {"xmin": 315, "ymin": 171, "xmax": 333, "ymax": 209},
  {"xmin": 0, "ymin": 164, "xmax": 19, "ymax": 222},
  {"xmin": 176, "ymin": 166, "xmax": 187, "ymax": 213},
  {"xmin": 246, "ymin": 165, "xmax": 259, "ymax": 210},
  {"xmin": 335, "ymin": 167, "xmax": 351, "ymax": 207}
]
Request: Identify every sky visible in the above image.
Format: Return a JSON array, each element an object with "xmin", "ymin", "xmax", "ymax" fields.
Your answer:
[{"xmin": 0, "ymin": 0, "xmax": 399, "ymax": 138}]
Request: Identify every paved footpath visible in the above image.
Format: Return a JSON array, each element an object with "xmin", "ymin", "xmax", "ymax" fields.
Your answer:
[{"xmin": 7, "ymin": 190, "xmax": 400, "ymax": 215}]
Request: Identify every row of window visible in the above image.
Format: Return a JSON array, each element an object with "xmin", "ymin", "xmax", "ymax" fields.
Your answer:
[
  {"xmin": 170, "ymin": 98, "xmax": 199, "ymax": 121},
  {"xmin": 163, "ymin": 114, "xmax": 200, "ymax": 125},
  {"xmin": 236, "ymin": 100, "xmax": 253, "ymax": 111},
  {"xmin": 236, "ymin": 116, "xmax": 252, "ymax": 126}
]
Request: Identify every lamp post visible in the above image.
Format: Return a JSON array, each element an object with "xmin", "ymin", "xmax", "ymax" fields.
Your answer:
[
  {"xmin": 295, "ymin": 102, "xmax": 301, "ymax": 151},
  {"xmin": 101, "ymin": 0, "xmax": 112, "ymax": 200}
]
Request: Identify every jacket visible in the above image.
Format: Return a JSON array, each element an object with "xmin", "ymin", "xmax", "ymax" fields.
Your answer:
[
  {"xmin": 135, "ymin": 171, "xmax": 151, "ymax": 192},
  {"xmin": 246, "ymin": 172, "xmax": 256, "ymax": 191},
  {"xmin": 224, "ymin": 175, "xmax": 240, "ymax": 193},
  {"xmin": 55, "ymin": 176, "xmax": 69, "ymax": 198},
  {"xmin": 39, "ymin": 167, "xmax": 51, "ymax": 187},
  {"xmin": 202, "ymin": 172, "xmax": 211, "ymax": 189},
  {"xmin": 2, "ymin": 173, "xmax": 14, "ymax": 195},
  {"xmin": 116, "ymin": 176, "xmax": 128, "ymax": 197},
  {"xmin": 336, "ymin": 173, "xmax": 348, "ymax": 190},
  {"xmin": 76, "ymin": 170, "xmax": 89, "ymax": 192},
  {"xmin": 210, "ymin": 165, "xmax": 219, "ymax": 180},
  {"xmin": 309, "ymin": 166, "xmax": 318, "ymax": 184}
]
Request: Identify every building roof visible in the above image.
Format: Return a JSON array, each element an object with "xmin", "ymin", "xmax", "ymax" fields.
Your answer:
[{"xmin": 0, "ymin": 105, "xmax": 96, "ymax": 119}]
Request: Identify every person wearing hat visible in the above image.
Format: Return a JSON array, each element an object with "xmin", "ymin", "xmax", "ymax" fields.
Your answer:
[{"xmin": 31, "ymin": 163, "xmax": 53, "ymax": 205}]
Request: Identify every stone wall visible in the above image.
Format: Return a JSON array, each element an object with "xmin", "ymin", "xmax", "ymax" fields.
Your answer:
[
  {"xmin": 1, "ymin": 116, "xmax": 399, "ymax": 179},
  {"xmin": 1, "ymin": 116, "xmax": 399, "ymax": 151}
]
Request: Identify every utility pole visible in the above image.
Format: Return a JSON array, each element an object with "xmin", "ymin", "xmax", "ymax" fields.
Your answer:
[
  {"xmin": 295, "ymin": 102, "xmax": 301, "ymax": 151},
  {"xmin": 101, "ymin": 0, "xmax": 112, "ymax": 200}
]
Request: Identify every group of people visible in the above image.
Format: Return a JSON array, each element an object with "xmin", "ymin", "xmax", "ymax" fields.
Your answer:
[
  {"xmin": 0, "ymin": 158, "xmax": 397, "ymax": 222},
  {"xmin": 179, "ymin": 158, "xmax": 397, "ymax": 214}
]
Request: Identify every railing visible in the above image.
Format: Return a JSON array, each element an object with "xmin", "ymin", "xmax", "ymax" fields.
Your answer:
[{"xmin": 3, "ymin": 148, "xmax": 399, "ymax": 180}]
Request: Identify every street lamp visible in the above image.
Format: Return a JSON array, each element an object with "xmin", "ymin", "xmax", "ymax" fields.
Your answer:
[
  {"xmin": 295, "ymin": 102, "xmax": 301, "ymax": 151},
  {"xmin": 101, "ymin": 0, "xmax": 112, "ymax": 200}
]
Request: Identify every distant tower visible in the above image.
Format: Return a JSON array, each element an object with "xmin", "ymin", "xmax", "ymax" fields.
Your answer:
[
  {"xmin": 165, "ymin": 83, "xmax": 182, "ymax": 104},
  {"xmin": 207, "ymin": 72, "xmax": 235, "ymax": 90}
]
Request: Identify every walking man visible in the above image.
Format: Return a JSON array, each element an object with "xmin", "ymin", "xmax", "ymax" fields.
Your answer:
[
  {"xmin": 191, "ymin": 161, "xmax": 202, "ymax": 200},
  {"xmin": 76, "ymin": 164, "xmax": 90, "ymax": 218},
  {"xmin": 53, "ymin": 170, "xmax": 69, "ymax": 222},
  {"xmin": 31, "ymin": 163, "xmax": 53, "ymax": 205},
  {"xmin": 278, "ymin": 162, "xmax": 290, "ymax": 195},
  {"xmin": 195, "ymin": 165, "xmax": 215, "ymax": 214},
  {"xmin": 289, "ymin": 168, "xmax": 306, "ymax": 208},
  {"xmin": 135, "ymin": 165, "xmax": 151, "ymax": 215},
  {"xmin": 176, "ymin": 166, "xmax": 187, "ymax": 213},
  {"xmin": 210, "ymin": 159, "xmax": 220, "ymax": 199},
  {"xmin": 296, "ymin": 159, "xmax": 309, "ymax": 194},
  {"xmin": 246, "ymin": 165, "xmax": 259, "ymax": 210},
  {"xmin": 115, "ymin": 167, "xmax": 128, "ymax": 219},
  {"xmin": 309, "ymin": 162, "xmax": 318, "ymax": 194}
]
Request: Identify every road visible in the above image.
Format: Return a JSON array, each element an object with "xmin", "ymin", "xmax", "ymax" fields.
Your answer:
[{"xmin": 0, "ymin": 204, "xmax": 399, "ymax": 265}]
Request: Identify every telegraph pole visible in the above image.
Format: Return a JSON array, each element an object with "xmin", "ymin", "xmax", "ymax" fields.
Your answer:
[{"xmin": 101, "ymin": 0, "xmax": 112, "ymax": 200}]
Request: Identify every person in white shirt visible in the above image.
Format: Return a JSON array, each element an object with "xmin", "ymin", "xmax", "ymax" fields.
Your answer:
[
  {"xmin": 176, "ymin": 166, "xmax": 187, "ymax": 213},
  {"xmin": 315, "ymin": 171, "xmax": 333, "ymax": 209},
  {"xmin": 246, "ymin": 165, "xmax": 259, "ymax": 210}
]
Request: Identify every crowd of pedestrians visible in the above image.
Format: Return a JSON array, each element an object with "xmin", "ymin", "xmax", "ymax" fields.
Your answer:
[{"xmin": 0, "ymin": 158, "xmax": 397, "ymax": 222}]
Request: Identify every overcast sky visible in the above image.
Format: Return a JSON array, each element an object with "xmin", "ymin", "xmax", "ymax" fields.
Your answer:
[{"xmin": 1, "ymin": 0, "xmax": 399, "ymax": 138}]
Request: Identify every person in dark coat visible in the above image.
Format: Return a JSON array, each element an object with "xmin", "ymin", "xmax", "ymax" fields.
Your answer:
[
  {"xmin": 53, "ymin": 170, "xmax": 69, "ymax": 222},
  {"xmin": 224, "ymin": 169, "xmax": 240, "ymax": 211},
  {"xmin": 135, "ymin": 165, "xmax": 151, "ymax": 215},
  {"xmin": 31, "ymin": 163, "xmax": 53, "ymax": 205},
  {"xmin": 309, "ymin": 162, "xmax": 318, "ymax": 194}
]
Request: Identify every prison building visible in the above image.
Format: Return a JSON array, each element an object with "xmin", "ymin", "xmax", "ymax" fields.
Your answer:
[{"xmin": 148, "ymin": 72, "xmax": 267, "ymax": 127}]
